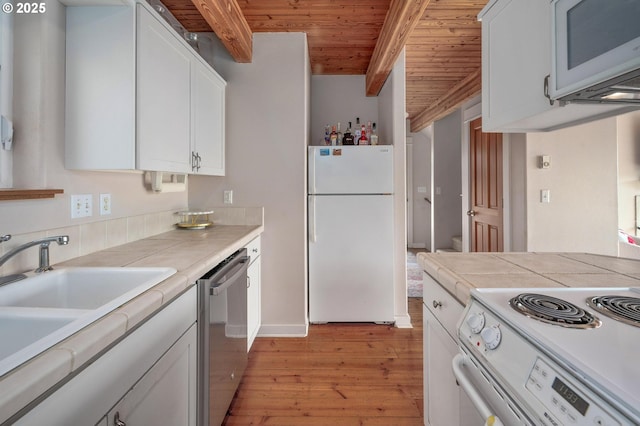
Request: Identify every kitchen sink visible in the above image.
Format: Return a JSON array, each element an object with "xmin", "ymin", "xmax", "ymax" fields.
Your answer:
[
  {"xmin": 0, "ymin": 267, "xmax": 176, "ymax": 309},
  {"xmin": 0, "ymin": 309, "xmax": 84, "ymax": 362},
  {"xmin": 0, "ymin": 267, "xmax": 176, "ymax": 376}
]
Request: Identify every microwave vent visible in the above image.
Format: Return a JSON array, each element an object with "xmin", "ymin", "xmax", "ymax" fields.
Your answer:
[{"xmin": 612, "ymin": 75, "xmax": 640, "ymax": 91}]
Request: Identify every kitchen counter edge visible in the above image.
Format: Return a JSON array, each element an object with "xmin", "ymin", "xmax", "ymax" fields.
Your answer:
[
  {"xmin": 417, "ymin": 251, "xmax": 640, "ymax": 305},
  {"xmin": 0, "ymin": 224, "xmax": 263, "ymax": 424}
]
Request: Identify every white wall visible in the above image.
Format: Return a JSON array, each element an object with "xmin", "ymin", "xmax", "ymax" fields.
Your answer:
[
  {"xmin": 407, "ymin": 127, "xmax": 431, "ymax": 249},
  {"xmin": 1, "ymin": 1, "xmax": 187, "ymax": 269},
  {"xmin": 189, "ymin": 33, "xmax": 310, "ymax": 336},
  {"xmin": 526, "ymin": 116, "xmax": 619, "ymax": 255},
  {"xmin": 508, "ymin": 133, "xmax": 528, "ymax": 251},
  {"xmin": 617, "ymin": 110, "xmax": 640, "ymax": 237},
  {"xmin": 378, "ymin": 49, "xmax": 410, "ymax": 327},
  {"xmin": 310, "ymin": 75, "xmax": 379, "ymax": 145},
  {"xmin": 432, "ymin": 109, "xmax": 462, "ymax": 251}
]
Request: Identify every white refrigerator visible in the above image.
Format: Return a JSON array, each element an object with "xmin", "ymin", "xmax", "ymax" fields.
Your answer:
[{"xmin": 308, "ymin": 145, "xmax": 395, "ymax": 323}]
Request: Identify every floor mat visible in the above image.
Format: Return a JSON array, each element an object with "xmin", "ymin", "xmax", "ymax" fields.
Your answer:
[{"xmin": 407, "ymin": 251, "xmax": 423, "ymax": 298}]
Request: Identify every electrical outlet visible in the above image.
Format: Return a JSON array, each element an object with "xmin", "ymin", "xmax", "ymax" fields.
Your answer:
[
  {"xmin": 224, "ymin": 190, "xmax": 233, "ymax": 204},
  {"xmin": 71, "ymin": 194, "xmax": 93, "ymax": 218},
  {"xmin": 100, "ymin": 193, "xmax": 112, "ymax": 215}
]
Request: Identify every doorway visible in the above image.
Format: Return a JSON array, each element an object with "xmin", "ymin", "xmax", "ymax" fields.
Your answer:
[{"xmin": 468, "ymin": 117, "xmax": 504, "ymax": 252}]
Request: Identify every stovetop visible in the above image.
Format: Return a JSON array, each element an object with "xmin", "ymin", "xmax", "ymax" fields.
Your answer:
[{"xmin": 468, "ymin": 287, "xmax": 640, "ymax": 421}]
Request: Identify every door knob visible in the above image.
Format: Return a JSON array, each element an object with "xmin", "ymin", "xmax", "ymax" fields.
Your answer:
[{"xmin": 466, "ymin": 210, "xmax": 476, "ymax": 216}]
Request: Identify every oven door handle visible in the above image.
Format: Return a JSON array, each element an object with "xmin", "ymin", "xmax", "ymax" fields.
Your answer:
[{"xmin": 452, "ymin": 353, "xmax": 505, "ymax": 426}]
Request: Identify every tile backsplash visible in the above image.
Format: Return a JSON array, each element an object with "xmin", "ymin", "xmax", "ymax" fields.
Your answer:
[{"xmin": 0, "ymin": 207, "xmax": 263, "ymax": 275}]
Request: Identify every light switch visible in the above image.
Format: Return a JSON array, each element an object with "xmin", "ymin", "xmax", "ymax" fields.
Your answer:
[{"xmin": 540, "ymin": 189, "xmax": 551, "ymax": 203}]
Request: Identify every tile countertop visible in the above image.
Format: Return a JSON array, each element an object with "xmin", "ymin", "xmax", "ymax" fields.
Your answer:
[
  {"xmin": 418, "ymin": 252, "xmax": 640, "ymax": 304},
  {"xmin": 0, "ymin": 224, "xmax": 263, "ymax": 424}
]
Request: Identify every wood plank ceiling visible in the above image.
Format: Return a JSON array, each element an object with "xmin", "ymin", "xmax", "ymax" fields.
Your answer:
[{"xmin": 163, "ymin": 0, "xmax": 488, "ymax": 132}]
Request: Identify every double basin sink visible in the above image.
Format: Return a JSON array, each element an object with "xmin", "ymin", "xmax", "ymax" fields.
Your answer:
[{"xmin": 0, "ymin": 267, "xmax": 176, "ymax": 376}]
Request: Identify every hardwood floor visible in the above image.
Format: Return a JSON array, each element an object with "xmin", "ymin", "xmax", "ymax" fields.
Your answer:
[{"xmin": 224, "ymin": 298, "xmax": 424, "ymax": 425}]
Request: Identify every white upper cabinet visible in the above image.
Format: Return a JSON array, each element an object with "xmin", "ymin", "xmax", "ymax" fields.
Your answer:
[
  {"xmin": 191, "ymin": 57, "xmax": 226, "ymax": 176},
  {"xmin": 479, "ymin": 0, "xmax": 634, "ymax": 132},
  {"xmin": 136, "ymin": 5, "xmax": 191, "ymax": 173},
  {"xmin": 65, "ymin": 2, "xmax": 225, "ymax": 175}
]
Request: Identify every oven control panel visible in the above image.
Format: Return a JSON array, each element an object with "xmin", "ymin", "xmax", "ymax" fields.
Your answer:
[{"xmin": 526, "ymin": 358, "xmax": 620, "ymax": 426}]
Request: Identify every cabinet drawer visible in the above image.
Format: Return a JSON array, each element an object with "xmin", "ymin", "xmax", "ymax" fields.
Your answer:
[
  {"xmin": 245, "ymin": 236, "xmax": 261, "ymax": 264},
  {"xmin": 423, "ymin": 272, "xmax": 463, "ymax": 339}
]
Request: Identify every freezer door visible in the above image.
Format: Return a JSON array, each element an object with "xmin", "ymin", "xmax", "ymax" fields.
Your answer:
[
  {"xmin": 308, "ymin": 146, "xmax": 394, "ymax": 194},
  {"xmin": 308, "ymin": 194, "xmax": 394, "ymax": 323}
]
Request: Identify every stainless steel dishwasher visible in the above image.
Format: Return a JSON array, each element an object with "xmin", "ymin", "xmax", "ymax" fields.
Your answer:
[{"xmin": 197, "ymin": 248, "xmax": 250, "ymax": 426}]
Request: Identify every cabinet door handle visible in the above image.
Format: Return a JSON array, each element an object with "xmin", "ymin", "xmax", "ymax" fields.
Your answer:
[
  {"xmin": 191, "ymin": 151, "xmax": 197, "ymax": 172},
  {"xmin": 197, "ymin": 153, "xmax": 202, "ymax": 171},
  {"xmin": 432, "ymin": 300, "xmax": 442, "ymax": 309},
  {"xmin": 114, "ymin": 412, "xmax": 126, "ymax": 426},
  {"xmin": 247, "ymin": 275, "xmax": 251, "ymax": 288}
]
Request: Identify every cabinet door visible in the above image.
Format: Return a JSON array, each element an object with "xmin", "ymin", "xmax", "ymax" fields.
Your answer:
[
  {"xmin": 192, "ymin": 58, "xmax": 226, "ymax": 176},
  {"xmin": 481, "ymin": 0, "xmax": 552, "ymax": 132},
  {"xmin": 423, "ymin": 303, "xmax": 483, "ymax": 426},
  {"xmin": 107, "ymin": 324, "xmax": 197, "ymax": 426},
  {"xmin": 424, "ymin": 303, "xmax": 461, "ymax": 425},
  {"xmin": 136, "ymin": 4, "xmax": 191, "ymax": 173},
  {"xmin": 247, "ymin": 256, "xmax": 261, "ymax": 351}
]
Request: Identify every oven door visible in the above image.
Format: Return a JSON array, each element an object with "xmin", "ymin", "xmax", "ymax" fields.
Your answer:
[{"xmin": 452, "ymin": 352, "xmax": 533, "ymax": 426}]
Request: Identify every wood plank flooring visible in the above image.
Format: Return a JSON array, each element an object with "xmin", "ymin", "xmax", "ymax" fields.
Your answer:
[{"xmin": 224, "ymin": 298, "xmax": 424, "ymax": 425}]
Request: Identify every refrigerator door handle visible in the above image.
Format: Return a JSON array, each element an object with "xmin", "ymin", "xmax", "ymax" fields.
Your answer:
[{"xmin": 309, "ymin": 196, "xmax": 316, "ymax": 243}]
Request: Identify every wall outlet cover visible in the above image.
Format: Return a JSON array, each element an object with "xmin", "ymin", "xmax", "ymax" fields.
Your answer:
[{"xmin": 71, "ymin": 194, "xmax": 92, "ymax": 218}]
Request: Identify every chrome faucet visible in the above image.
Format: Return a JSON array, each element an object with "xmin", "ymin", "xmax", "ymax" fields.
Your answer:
[{"xmin": 0, "ymin": 234, "xmax": 70, "ymax": 275}]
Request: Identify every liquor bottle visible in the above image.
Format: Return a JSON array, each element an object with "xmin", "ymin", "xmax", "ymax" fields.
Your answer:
[
  {"xmin": 354, "ymin": 117, "xmax": 361, "ymax": 144},
  {"xmin": 337, "ymin": 122, "xmax": 343, "ymax": 145},
  {"xmin": 330, "ymin": 125, "xmax": 338, "ymax": 146},
  {"xmin": 370, "ymin": 122, "xmax": 378, "ymax": 145},
  {"xmin": 366, "ymin": 121, "xmax": 372, "ymax": 138},
  {"xmin": 342, "ymin": 122, "xmax": 354, "ymax": 145},
  {"xmin": 359, "ymin": 124, "xmax": 368, "ymax": 145},
  {"xmin": 324, "ymin": 125, "xmax": 330, "ymax": 145}
]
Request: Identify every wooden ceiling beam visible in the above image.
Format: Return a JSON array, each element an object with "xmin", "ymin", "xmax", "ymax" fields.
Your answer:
[
  {"xmin": 190, "ymin": 0, "xmax": 253, "ymax": 63},
  {"xmin": 365, "ymin": 0, "xmax": 432, "ymax": 96},
  {"xmin": 409, "ymin": 67, "xmax": 481, "ymax": 132}
]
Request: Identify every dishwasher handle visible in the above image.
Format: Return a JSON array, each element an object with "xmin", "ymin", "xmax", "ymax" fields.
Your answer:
[
  {"xmin": 210, "ymin": 256, "xmax": 250, "ymax": 296},
  {"xmin": 452, "ymin": 353, "xmax": 505, "ymax": 426}
]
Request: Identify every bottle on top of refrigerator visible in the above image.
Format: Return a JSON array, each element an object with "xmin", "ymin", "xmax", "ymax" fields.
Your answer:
[
  {"xmin": 354, "ymin": 117, "xmax": 362, "ymax": 144},
  {"xmin": 324, "ymin": 125, "xmax": 330, "ymax": 145},
  {"xmin": 330, "ymin": 126, "xmax": 338, "ymax": 146},
  {"xmin": 337, "ymin": 122, "xmax": 343, "ymax": 145},
  {"xmin": 370, "ymin": 122, "xmax": 378, "ymax": 145},
  {"xmin": 342, "ymin": 122, "xmax": 354, "ymax": 145},
  {"xmin": 359, "ymin": 125, "xmax": 368, "ymax": 145}
]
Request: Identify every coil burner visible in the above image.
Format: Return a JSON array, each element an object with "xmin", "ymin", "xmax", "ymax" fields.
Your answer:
[
  {"xmin": 509, "ymin": 293, "xmax": 601, "ymax": 329},
  {"xmin": 586, "ymin": 295, "xmax": 640, "ymax": 328}
]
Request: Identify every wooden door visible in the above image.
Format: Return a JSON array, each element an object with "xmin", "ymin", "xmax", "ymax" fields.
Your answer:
[{"xmin": 469, "ymin": 118, "xmax": 503, "ymax": 252}]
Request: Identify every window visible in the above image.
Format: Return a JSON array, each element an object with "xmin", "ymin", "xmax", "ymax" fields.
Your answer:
[{"xmin": 0, "ymin": 13, "xmax": 13, "ymax": 188}]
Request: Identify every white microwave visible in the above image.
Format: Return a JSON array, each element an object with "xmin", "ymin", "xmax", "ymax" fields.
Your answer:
[{"xmin": 550, "ymin": 0, "xmax": 640, "ymax": 103}]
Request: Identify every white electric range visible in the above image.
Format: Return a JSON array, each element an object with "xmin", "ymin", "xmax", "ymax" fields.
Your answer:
[{"xmin": 455, "ymin": 287, "xmax": 640, "ymax": 426}]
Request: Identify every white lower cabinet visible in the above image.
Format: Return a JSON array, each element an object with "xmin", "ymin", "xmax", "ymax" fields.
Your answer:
[
  {"xmin": 245, "ymin": 236, "xmax": 262, "ymax": 351},
  {"xmin": 16, "ymin": 287, "xmax": 197, "ymax": 425},
  {"xmin": 423, "ymin": 273, "xmax": 483, "ymax": 426},
  {"xmin": 107, "ymin": 324, "xmax": 196, "ymax": 426}
]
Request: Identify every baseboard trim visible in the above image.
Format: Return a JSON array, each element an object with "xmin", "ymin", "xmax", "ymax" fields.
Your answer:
[
  {"xmin": 394, "ymin": 313, "xmax": 413, "ymax": 328},
  {"xmin": 408, "ymin": 243, "xmax": 426, "ymax": 249},
  {"xmin": 257, "ymin": 323, "xmax": 309, "ymax": 338}
]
